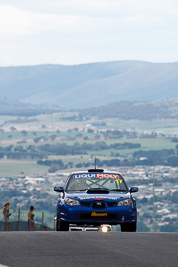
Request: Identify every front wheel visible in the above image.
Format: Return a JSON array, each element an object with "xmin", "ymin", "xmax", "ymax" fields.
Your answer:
[
  {"xmin": 56, "ymin": 217, "xmax": 69, "ymax": 231},
  {"xmin": 120, "ymin": 222, "xmax": 137, "ymax": 232}
]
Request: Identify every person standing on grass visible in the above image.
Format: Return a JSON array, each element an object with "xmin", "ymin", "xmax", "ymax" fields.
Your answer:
[
  {"xmin": 3, "ymin": 201, "xmax": 11, "ymax": 231},
  {"xmin": 28, "ymin": 206, "xmax": 35, "ymax": 231}
]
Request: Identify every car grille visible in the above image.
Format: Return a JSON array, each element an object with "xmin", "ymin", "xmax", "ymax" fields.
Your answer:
[
  {"xmin": 80, "ymin": 201, "xmax": 118, "ymax": 208},
  {"xmin": 107, "ymin": 202, "xmax": 117, "ymax": 207},
  {"xmin": 80, "ymin": 201, "xmax": 91, "ymax": 207},
  {"xmin": 92, "ymin": 202, "xmax": 106, "ymax": 209}
]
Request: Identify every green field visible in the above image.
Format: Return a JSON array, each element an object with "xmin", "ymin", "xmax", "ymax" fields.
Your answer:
[
  {"xmin": 0, "ymin": 134, "xmax": 177, "ymax": 176},
  {"xmin": 0, "ymin": 112, "xmax": 177, "ymax": 176},
  {"xmin": 0, "ymin": 134, "xmax": 176, "ymax": 177},
  {"xmin": 0, "ymin": 159, "xmax": 49, "ymax": 177}
]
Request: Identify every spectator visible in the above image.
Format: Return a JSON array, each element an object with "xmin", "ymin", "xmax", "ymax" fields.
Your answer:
[
  {"xmin": 28, "ymin": 206, "xmax": 35, "ymax": 231},
  {"xmin": 3, "ymin": 201, "xmax": 11, "ymax": 231}
]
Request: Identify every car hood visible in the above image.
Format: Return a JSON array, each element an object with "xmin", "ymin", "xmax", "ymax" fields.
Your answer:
[{"xmin": 65, "ymin": 191, "xmax": 130, "ymax": 201}]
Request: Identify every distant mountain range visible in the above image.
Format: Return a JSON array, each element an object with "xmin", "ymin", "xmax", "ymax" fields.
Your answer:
[{"xmin": 0, "ymin": 61, "xmax": 178, "ymax": 110}]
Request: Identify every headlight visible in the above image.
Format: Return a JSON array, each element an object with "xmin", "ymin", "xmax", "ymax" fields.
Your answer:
[
  {"xmin": 118, "ymin": 199, "xmax": 132, "ymax": 206},
  {"xmin": 65, "ymin": 198, "xmax": 80, "ymax": 206},
  {"xmin": 100, "ymin": 225, "xmax": 111, "ymax": 232}
]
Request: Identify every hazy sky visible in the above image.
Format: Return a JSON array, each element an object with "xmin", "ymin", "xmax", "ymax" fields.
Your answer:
[{"xmin": 0, "ymin": 0, "xmax": 178, "ymax": 66}]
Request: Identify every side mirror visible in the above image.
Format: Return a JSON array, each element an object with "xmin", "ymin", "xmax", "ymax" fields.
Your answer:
[
  {"xmin": 130, "ymin": 187, "xmax": 138, "ymax": 193},
  {"xmin": 54, "ymin": 186, "xmax": 64, "ymax": 192}
]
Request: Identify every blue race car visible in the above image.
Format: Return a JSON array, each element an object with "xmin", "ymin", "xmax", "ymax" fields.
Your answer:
[{"xmin": 54, "ymin": 169, "xmax": 138, "ymax": 232}]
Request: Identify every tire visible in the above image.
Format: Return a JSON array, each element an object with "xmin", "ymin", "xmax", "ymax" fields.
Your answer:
[
  {"xmin": 57, "ymin": 217, "xmax": 69, "ymax": 231},
  {"xmin": 121, "ymin": 223, "xmax": 137, "ymax": 232}
]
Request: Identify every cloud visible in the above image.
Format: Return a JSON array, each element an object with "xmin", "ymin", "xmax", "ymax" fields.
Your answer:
[
  {"xmin": 0, "ymin": 5, "xmax": 32, "ymax": 35},
  {"xmin": 0, "ymin": 0, "xmax": 178, "ymax": 66},
  {"xmin": 1, "ymin": 1, "xmax": 178, "ymax": 36},
  {"xmin": 3, "ymin": 0, "xmax": 178, "ymax": 18},
  {"xmin": 0, "ymin": 4, "xmax": 81, "ymax": 36}
]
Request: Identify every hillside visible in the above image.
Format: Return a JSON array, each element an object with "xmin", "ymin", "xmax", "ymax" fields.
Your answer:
[
  {"xmin": 0, "ymin": 61, "xmax": 178, "ymax": 109},
  {"xmin": 77, "ymin": 99, "xmax": 178, "ymax": 120},
  {"xmin": 0, "ymin": 98, "xmax": 60, "ymax": 116},
  {"xmin": 0, "ymin": 97, "xmax": 178, "ymax": 120}
]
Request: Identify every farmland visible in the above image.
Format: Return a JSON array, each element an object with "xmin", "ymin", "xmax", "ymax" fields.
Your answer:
[{"xmin": 0, "ymin": 110, "xmax": 178, "ymax": 176}]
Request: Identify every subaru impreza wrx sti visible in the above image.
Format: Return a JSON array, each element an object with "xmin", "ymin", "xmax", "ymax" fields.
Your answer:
[{"xmin": 54, "ymin": 169, "xmax": 138, "ymax": 232}]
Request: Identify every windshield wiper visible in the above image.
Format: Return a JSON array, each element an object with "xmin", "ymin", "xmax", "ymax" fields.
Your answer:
[
  {"xmin": 67, "ymin": 189, "xmax": 86, "ymax": 191},
  {"xmin": 110, "ymin": 189, "xmax": 127, "ymax": 192}
]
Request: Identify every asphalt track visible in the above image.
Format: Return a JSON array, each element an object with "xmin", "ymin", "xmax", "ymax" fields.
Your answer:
[{"xmin": 0, "ymin": 232, "xmax": 177, "ymax": 267}]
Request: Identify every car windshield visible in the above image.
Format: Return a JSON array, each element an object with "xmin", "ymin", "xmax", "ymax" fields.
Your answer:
[{"xmin": 66, "ymin": 173, "xmax": 128, "ymax": 191}]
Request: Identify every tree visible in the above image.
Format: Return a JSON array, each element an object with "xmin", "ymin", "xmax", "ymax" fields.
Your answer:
[
  {"xmin": 50, "ymin": 135, "xmax": 57, "ymax": 141},
  {"xmin": 33, "ymin": 137, "xmax": 42, "ymax": 143},
  {"xmin": 21, "ymin": 130, "xmax": 27, "ymax": 136},
  {"xmin": 76, "ymin": 163, "xmax": 82, "ymax": 168},
  {"xmin": 10, "ymin": 126, "xmax": 17, "ymax": 131}
]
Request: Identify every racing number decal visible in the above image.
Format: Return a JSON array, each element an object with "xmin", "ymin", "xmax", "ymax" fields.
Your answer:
[{"xmin": 115, "ymin": 179, "xmax": 122, "ymax": 184}]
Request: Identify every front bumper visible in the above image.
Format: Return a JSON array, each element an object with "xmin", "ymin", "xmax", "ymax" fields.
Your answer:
[{"xmin": 57, "ymin": 203, "xmax": 137, "ymax": 225}]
